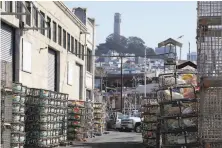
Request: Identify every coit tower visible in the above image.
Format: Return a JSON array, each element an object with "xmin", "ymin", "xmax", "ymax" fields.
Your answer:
[{"xmin": 114, "ymin": 13, "xmax": 121, "ymax": 42}]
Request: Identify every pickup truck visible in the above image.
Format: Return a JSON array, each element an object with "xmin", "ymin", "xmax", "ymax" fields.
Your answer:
[{"xmin": 120, "ymin": 116, "xmax": 141, "ymax": 133}]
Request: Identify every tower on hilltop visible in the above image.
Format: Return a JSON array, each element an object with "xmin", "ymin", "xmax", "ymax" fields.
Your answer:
[{"xmin": 114, "ymin": 13, "xmax": 121, "ymax": 42}]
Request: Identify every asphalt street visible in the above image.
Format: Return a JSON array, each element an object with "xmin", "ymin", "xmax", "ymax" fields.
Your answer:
[{"xmin": 64, "ymin": 131, "xmax": 145, "ymax": 148}]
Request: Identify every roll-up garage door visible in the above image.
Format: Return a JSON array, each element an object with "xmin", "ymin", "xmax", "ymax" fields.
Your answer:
[
  {"xmin": 48, "ymin": 49, "xmax": 56, "ymax": 91},
  {"xmin": 1, "ymin": 22, "xmax": 13, "ymax": 87}
]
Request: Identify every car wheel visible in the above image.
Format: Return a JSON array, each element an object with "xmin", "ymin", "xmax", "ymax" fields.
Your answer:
[
  {"xmin": 119, "ymin": 128, "xmax": 123, "ymax": 132},
  {"xmin": 135, "ymin": 125, "xmax": 141, "ymax": 133}
]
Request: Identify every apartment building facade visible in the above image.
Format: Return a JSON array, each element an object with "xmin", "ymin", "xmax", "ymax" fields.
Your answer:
[{"xmin": 0, "ymin": 1, "xmax": 95, "ymax": 101}]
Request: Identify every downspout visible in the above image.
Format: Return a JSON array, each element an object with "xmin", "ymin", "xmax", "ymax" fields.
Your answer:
[
  {"xmin": 84, "ymin": 33, "xmax": 87, "ymax": 101},
  {"xmin": 92, "ymin": 22, "xmax": 96, "ymax": 102}
]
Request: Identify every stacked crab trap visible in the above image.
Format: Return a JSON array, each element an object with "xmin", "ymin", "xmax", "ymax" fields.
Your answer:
[
  {"xmin": 101, "ymin": 101, "xmax": 107, "ymax": 133},
  {"xmin": 93, "ymin": 102, "xmax": 104, "ymax": 135},
  {"xmin": 196, "ymin": 2, "xmax": 222, "ymax": 147},
  {"xmin": 25, "ymin": 89, "xmax": 68, "ymax": 148},
  {"xmin": 11, "ymin": 83, "xmax": 26, "ymax": 148},
  {"xmin": 157, "ymin": 73, "xmax": 199, "ymax": 148},
  {"xmin": 1, "ymin": 83, "xmax": 27, "ymax": 148},
  {"xmin": 67, "ymin": 100, "xmax": 85, "ymax": 141},
  {"xmin": 84, "ymin": 101, "xmax": 94, "ymax": 138},
  {"xmin": 141, "ymin": 91, "xmax": 160, "ymax": 148}
]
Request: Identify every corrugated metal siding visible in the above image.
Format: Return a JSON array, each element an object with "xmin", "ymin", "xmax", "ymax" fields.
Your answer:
[
  {"xmin": 1, "ymin": 23, "xmax": 13, "ymax": 62},
  {"xmin": 48, "ymin": 49, "xmax": 56, "ymax": 91},
  {"xmin": 1, "ymin": 23, "xmax": 13, "ymax": 88}
]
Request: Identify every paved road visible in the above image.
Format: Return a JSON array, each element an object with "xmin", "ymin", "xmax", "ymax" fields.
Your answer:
[{"xmin": 65, "ymin": 131, "xmax": 145, "ymax": 148}]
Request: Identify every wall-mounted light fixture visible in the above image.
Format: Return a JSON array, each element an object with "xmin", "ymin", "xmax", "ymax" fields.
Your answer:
[{"xmin": 39, "ymin": 47, "xmax": 47, "ymax": 53}]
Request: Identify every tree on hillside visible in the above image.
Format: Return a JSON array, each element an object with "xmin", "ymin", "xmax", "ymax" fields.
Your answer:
[
  {"xmin": 95, "ymin": 34, "xmax": 156, "ymax": 57},
  {"xmin": 106, "ymin": 34, "xmax": 128, "ymax": 48}
]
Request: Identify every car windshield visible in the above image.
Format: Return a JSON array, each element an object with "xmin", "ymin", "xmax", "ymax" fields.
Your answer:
[{"xmin": 118, "ymin": 114, "xmax": 129, "ymax": 119}]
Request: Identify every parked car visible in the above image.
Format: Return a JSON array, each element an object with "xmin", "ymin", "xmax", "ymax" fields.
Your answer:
[
  {"xmin": 120, "ymin": 116, "xmax": 141, "ymax": 133},
  {"xmin": 115, "ymin": 114, "xmax": 130, "ymax": 130},
  {"xmin": 106, "ymin": 112, "xmax": 125, "ymax": 130}
]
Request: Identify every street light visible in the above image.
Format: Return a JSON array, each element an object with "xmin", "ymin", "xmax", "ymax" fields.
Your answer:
[
  {"xmin": 144, "ymin": 49, "xmax": 147, "ymax": 97},
  {"xmin": 177, "ymin": 35, "xmax": 184, "ymax": 60}
]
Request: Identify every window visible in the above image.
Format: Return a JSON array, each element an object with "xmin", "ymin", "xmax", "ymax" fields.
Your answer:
[
  {"xmin": 78, "ymin": 42, "xmax": 81, "ymax": 58},
  {"xmin": 53, "ymin": 22, "xmax": 57, "ymax": 42},
  {"xmin": 47, "ymin": 17, "xmax": 51, "ymax": 39},
  {"xmin": 25, "ymin": 1, "xmax": 31, "ymax": 26},
  {"xmin": 0, "ymin": 1, "xmax": 2, "ymax": 8},
  {"xmin": 86, "ymin": 48, "xmax": 92, "ymax": 72},
  {"xmin": 67, "ymin": 33, "xmax": 70, "ymax": 52},
  {"xmin": 5, "ymin": 1, "xmax": 12, "ymax": 12},
  {"xmin": 63, "ymin": 29, "xmax": 66, "ymax": 49},
  {"xmin": 16, "ymin": 1, "xmax": 22, "ymax": 19},
  {"xmin": 75, "ymin": 39, "xmax": 78, "ymax": 56},
  {"xmin": 58, "ymin": 26, "xmax": 62, "ymax": 45},
  {"xmin": 71, "ymin": 37, "xmax": 74, "ymax": 53},
  {"xmin": 82, "ymin": 45, "xmax": 84, "ymax": 60},
  {"xmin": 33, "ymin": 7, "xmax": 38, "ymax": 27},
  {"xmin": 40, "ymin": 11, "xmax": 45, "ymax": 35},
  {"xmin": 86, "ymin": 90, "xmax": 91, "ymax": 101}
]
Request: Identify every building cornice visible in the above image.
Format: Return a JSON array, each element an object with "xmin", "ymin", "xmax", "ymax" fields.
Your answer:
[{"xmin": 54, "ymin": 1, "xmax": 87, "ymax": 32}]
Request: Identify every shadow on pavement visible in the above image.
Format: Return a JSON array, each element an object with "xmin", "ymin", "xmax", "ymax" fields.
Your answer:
[{"xmin": 71, "ymin": 142, "xmax": 145, "ymax": 148}]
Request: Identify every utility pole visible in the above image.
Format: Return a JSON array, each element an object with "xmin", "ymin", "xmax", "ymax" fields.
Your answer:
[
  {"xmin": 144, "ymin": 49, "xmax": 147, "ymax": 97},
  {"xmin": 134, "ymin": 91, "xmax": 137, "ymax": 111},
  {"xmin": 120, "ymin": 55, "xmax": 123, "ymax": 113}
]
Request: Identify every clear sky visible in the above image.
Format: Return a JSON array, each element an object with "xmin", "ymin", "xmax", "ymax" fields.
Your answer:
[{"xmin": 64, "ymin": 1, "xmax": 197, "ymax": 60}]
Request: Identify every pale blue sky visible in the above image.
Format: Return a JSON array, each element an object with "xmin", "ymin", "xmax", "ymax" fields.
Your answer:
[{"xmin": 65, "ymin": 1, "xmax": 197, "ymax": 60}]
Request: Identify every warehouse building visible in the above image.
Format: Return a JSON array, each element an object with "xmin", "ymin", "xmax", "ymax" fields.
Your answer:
[{"xmin": 0, "ymin": 1, "xmax": 95, "ymax": 100}]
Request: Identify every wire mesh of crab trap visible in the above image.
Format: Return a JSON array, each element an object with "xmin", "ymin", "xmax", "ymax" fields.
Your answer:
[
  {"xmin": 203, "ymin": 141, "xmax": 222, "ymax": 148},
  {"xmin": 197, "ymin": 1, "xmax": 222, "ymax": 77},
  {"xmin": 158, "ymin": 73, "xmax": 176, "ymax": 88},
  {"xmin": 199, "ymin": 87, "xmax": 222, "ymax": 140}
]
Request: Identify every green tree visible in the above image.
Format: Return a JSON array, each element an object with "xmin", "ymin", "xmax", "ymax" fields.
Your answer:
[{"xmin": 95, "ymin": 34, "xmax": 156, "ymax": 57}]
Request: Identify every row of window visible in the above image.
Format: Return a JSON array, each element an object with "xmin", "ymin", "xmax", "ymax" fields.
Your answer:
[
  {"xmin": 37, "ymin": 6, "xmax": 93, "ymax": 72},
  {"xmin": 38, "ymin": 10, "xmax": 86, "ymax": 60}
]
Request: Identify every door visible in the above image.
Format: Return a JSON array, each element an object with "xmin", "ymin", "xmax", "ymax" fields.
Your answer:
[
  {"xmin": 48, "ymin": 49, "xmax": 56, "ymax": 91},
  {"xmin": 1, "ymin": 22, "xmax": 14, "ymax": 87},
  {"xmin": 75, "ymin": 64, "xmax": 81, "ymax": 99}
]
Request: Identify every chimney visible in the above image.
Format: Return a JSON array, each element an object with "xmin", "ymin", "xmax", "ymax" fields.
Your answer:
[{"xmin": 72, "ymin": 7, "xmax": 87, "ymax": 25}]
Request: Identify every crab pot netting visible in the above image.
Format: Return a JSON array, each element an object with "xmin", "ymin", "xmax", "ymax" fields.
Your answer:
[
  {"xmin": 199, "ymin": 87, "xmax": 222, "ymax": 140},
  {"xmin": 156, "ymin": 70, "xmax": 200, "ymax": 146},
  {"xmin": 197, "ymin": 1, "xmax": 222, "ymax": 77},
  {"xmin": 141, "ymin": 92, "xmax": 160, "ymax": 148},
  {"xmin": 203, "ymin": 141, "xmax": 222, "ymax": 148}
]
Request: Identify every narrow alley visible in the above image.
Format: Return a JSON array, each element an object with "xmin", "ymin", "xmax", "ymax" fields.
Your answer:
[{"xmin": 66, "ymin": 131, "xmax": 144, "ymax": 148}]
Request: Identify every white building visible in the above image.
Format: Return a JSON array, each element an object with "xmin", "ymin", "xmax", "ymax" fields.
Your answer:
[
  {"xmin": 155, "ymin": 46, "xmax": 176, "ymax": 55},
  {"xmin": 1, "ymin": 1, "xmax": 95, "ymax": 101},
  {"xmin": 187, "ymin": 52, "xmax": 197, "ymax": 62}
]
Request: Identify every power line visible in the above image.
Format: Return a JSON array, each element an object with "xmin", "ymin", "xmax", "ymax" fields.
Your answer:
[{"xmin": 72, "ymin": 52, "xmax": 170, "ymax": 58}]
